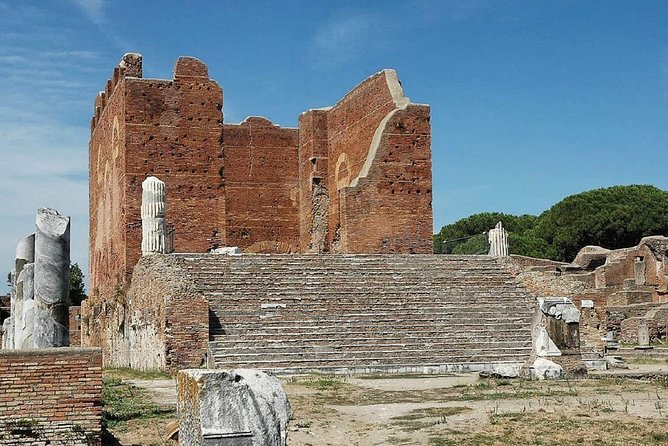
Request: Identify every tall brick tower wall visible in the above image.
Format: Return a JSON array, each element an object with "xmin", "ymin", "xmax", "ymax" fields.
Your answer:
[
  {"xmin": 298, "ymin": 70, "xmax": 432, "ymax": 253},
  {"xmin": 88, "ymin": 54, "xmax": 432, "ymax": 297}
]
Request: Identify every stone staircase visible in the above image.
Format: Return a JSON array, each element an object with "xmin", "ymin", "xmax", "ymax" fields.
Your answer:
[{"xmin": 175, "ymin": 254, "xmax": 537, "ymax": 375}]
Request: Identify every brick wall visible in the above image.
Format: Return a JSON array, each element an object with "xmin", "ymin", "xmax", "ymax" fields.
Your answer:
[
  {"xmin": 88, "ymin": 55, "xmax": 434, "ymax": 308},
  {"xmin": 0, "ymin": 347, "xmax": 102, "ymax": 445},
  {"xmin": 340, "ymin": 104, "xmax": 432, "ymax": 253},
  {"xmin": 82, "ymin": 254, "xmax": 208, "ymax": 371},
  {"xmin": 123, "ymin": 58, "xmax": 225, "ymax": 274},
  {"xmin": 89, "ymin": 62, "xmax": 128, "ymax": 297},
  {"xmin": 296, "ymin": 69, "xmax": 433, "ymax": 253},
  {"xmin": 223, "ymin": 118, "xmax": 300, "ymax": 251},
  {"xmin": 297, "ymin": 109, "xmax": 329, "ymax": 252},
  {"xmin": 502, "ymin": 257, "xmax": 607, "ymax": 351}
]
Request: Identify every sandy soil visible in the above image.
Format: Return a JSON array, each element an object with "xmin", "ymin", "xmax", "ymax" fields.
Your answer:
[{"xmin": 111, "ymin": 365, "xmax": 668, "ymax": 445}]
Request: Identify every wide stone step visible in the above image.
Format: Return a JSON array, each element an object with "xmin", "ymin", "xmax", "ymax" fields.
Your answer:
[
  {"xmin": 212, "ymin": 351, "xmax": 531, "ymax": 371},
  {"xmin": 172, "ymin": 253, "xmax": 536, "ymax": 374},
  {"xmin": 211, "ymin": 346, "xmax": 532, "ymax": 362},
  {"xmin": 209, "ymin": 339, "xmax": 532, "ymax": 354},
  {"xmin": 209, "ymin": 330, "xmax": 530, "ymax": 343},
  {"xmin": 211, "ymin": 319, "xmax": 532, "ymax": 331}
]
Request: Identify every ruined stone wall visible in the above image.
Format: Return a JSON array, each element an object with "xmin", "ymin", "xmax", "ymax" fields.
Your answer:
[
  {"xmin": 0, "ymin": 348, "xmax": 102, "ymax": 445},
  {"xmin": 297, "ymin": 110, "xmax": 329, "ymax": 252},
  {"xmin": 89, "ymin": 65, "xmax": 128, "ymax": 297},
  {"xmin": 324, "ymin": 71, "xmax": 399, "ymax": 251},
  {"xmin": 296, "ymin": 70, "xmax": 433, "ymax": 253},
  {"xmin": 125, "ymin": 254, "xmax": 208, "ymax": 371},
  {"xmin": 80, "ymin": 290, "xmax": 127, "ymax": 368},
  {"xmin": 90, "ymin": 56, "xmax": 225, "ymax": 297},
  {"xmin": 223, "ymin": 118, "xmax": 300, "ymax": 251},
  {"xmin": 88, "ymin": 56, "xmax": 434, "ymax": 308},
  {"xmin": 82, "ymin": 255, "xmax": 208, "ymax": 371},
  {"xmin": 340, "ymin": 104, "xmax": 432, "ymax": 253},
  {"xmin": 502, "ymin": 257, "xmax": 607, "ymax": 352}
]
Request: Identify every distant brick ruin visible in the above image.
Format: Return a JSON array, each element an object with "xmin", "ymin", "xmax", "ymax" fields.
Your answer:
[
  {"xmin": 504, "ymin": 236, "xmax": 668, "ymax": 366},
  {"xmin": 89, "ymin": 53, "xmax": 432, "ymax": 297}
]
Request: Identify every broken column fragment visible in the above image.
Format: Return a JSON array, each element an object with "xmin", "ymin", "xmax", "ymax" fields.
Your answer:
[
  {"xmin": 6, "ymin": 269, "xmax": 16, "ymax": 349},
  {"xmin": 488, "ymin": 221, "xmax": 509, "ymax": 257},
  {"xmin": 526, "ymin": 297, "xmax": 584, "ymax": 379},
  {"xmin": 177, "ymin": 369, "xmax": 290, "ymax": 446},
  {"xmin": 33, "ymin": 208, "xmax": 70, "ymax": 348},
  {"xmin": 20, "ymin": 263, "xmax": 35, "ymax": 349},
  {"xmin": 13, "ymin": 234, "xmax": 35, "ymax": 349},
  {"xmin": 141, "ymin": 176, "xmax": 167, "ymax": 256},
  {"xmin": 2, "ymin": 318, "xmax": 12, "ymax": 350}
]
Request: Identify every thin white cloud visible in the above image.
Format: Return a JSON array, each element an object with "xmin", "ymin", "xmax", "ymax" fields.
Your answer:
[
  {"xmin": 0, "ymin": 120, "xmax": 89, "ymax": 293},
  {"xmin": 68, "ymin": 0, "xmax": 134, "ymax": 50},
  {"xmin": 0, "ymin": 55, "xmax": 29, "ymax": 64},
  {"xmin": 40, "ymin": 50, "xmax": 99, "ymax": 59},
  {"xmin": 70, "ymin": 0, "xmax": 106, "ymax": 25},
  {"xmin": 310, "ymin": 12, "xmax": 390, "ymax": 66},
  {"xmin": 410, "ymin": 0, "xmax": 509, "ymax": 22}
]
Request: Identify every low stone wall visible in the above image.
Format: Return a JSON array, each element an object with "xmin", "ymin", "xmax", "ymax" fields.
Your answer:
[
  {"xmin": 0, "ymin": 347, "xmax": 102, "ymax": 445},
  {"xmin": 82, "ymin": 254, "xmax": 208, "ymax": 371},
  {"xmin": 502, "ymin": 257, "xmax": 607, "ymax": 352}
]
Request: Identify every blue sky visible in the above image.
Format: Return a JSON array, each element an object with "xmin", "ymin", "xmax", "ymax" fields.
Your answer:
[{"xmin": 1, "ymin": 1, "xmax": 667, "ymax": 292}]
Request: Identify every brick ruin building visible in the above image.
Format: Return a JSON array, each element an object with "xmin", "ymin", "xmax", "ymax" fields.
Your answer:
[
  {"xmin": 79, "ymin": 54, "xmax": 668, "ymax": 377},
  {"xmin": 88, "ymin": 53, "xmax": 433, "ymax": 298},
  {"xmin": 506, "ymin": 236, "xmax": 668, "ymax": 352},
  {"xmin": 83, "ymin": 54, "xmax": 594, "ymax": 377}
]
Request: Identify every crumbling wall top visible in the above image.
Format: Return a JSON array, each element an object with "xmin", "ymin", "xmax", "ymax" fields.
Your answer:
[
  {"xmin": 120, "ymin": 52, "xmax": 143, "ymax": 78},
  {"xmin": 174, "ymin": 56, "xmax": 209, "ymax": 79}
]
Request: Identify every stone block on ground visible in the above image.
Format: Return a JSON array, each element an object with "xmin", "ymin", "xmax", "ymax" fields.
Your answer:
[
  {"xmin": 529, "ymin": 357, "xmax": 563, "ymax": 380},
  {"xmin": 177, "ymin": 368, "xmax": 290, "ymax": 446}
]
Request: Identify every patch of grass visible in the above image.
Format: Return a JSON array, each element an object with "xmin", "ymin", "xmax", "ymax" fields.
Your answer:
[
  {"xmin": 359, "ymin": 373, "xmax": 456, "ymax": 380},
  {"xmin": 649, "ymin": 431, "xmax": 668, "ymax": 443},
  {"xmin": 296, "ymin": 374, "xmax": 348, "ymax": 391},
  {"xmin": 102, "ymin": 376, "xmax": 174, "ymax": 429},
  {"xmin": 392, "ymin": 406, "xmax": 471, "ymax": 421},
  {"xmin": 435, "ymin": 411, "xmax": 668, "ymax": 446},
  {"xmin": 104, "ymin": 367, "xmax": 172, "ymax": 381},
  {"xmin": 391, "ymin": 406, "xmax": 472, "ymax": 432},
  {"xmin": 626, "ymin": 356, "xmax": 668, "ymax": 365}
]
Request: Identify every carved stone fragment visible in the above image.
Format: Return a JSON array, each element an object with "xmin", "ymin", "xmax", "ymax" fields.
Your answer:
[
  {"xmin": 33, "ymin": 208, "xmax": 70, "ymax": 348},
  {"xmin": 177, "ymin": 369, "xmax": 290, "ymax": 446}
]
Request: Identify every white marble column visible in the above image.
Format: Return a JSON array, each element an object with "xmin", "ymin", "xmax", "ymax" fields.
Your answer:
[
  {"xmin": 141, "ymin": 176, "xmax": 167, "ymax": 255},
  {"xmin": 33, "ymin": 208, "xmax": 70, "ymax": 348},
  {"xmin": 488, "ymin": 221, "xmax": 509, "ymax": 257}
]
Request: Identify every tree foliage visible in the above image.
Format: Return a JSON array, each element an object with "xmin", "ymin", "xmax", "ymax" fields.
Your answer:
[
  {"xmin": 434, "ymin": 185, "xmax": 668, "ymax": 261},
  {"xmin": 535, "ymin": 185, "xmax": 668, "ymax": 261},
  {"xmin": 69, "ymin": 263, "xmax": 87, "ymax": 306},
  {"xmin": 433, "ymin": 212, "xmax": 538, "ymax": 254}
]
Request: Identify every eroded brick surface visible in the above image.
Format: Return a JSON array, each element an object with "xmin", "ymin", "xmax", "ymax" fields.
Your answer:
[
  {"xmin": 82, "ymin": 255, "xmax": 208, "ymax": 371},
  {"xmin": 0, "ymin": 348, "xmax": 102, "ymax": 445}
]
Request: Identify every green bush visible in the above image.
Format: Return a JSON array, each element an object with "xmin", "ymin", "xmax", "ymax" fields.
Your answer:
[{"xmin": 434, "ymin": 185, "xmax": 668, "ymax": 262}]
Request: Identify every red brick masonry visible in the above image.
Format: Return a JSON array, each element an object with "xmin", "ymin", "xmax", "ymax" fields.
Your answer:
[
  {"xmin": 89, "ymin": 54, "xmax": 433, "ymax": 297},
  {"xmin": 0, "ymin": 347, "xmax": 102, "ymax": 446}
]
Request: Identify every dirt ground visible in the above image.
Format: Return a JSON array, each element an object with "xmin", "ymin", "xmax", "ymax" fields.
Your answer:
[{"xmin": 107, "ymin": 363, "xmax": 668, "ymax": 446}]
